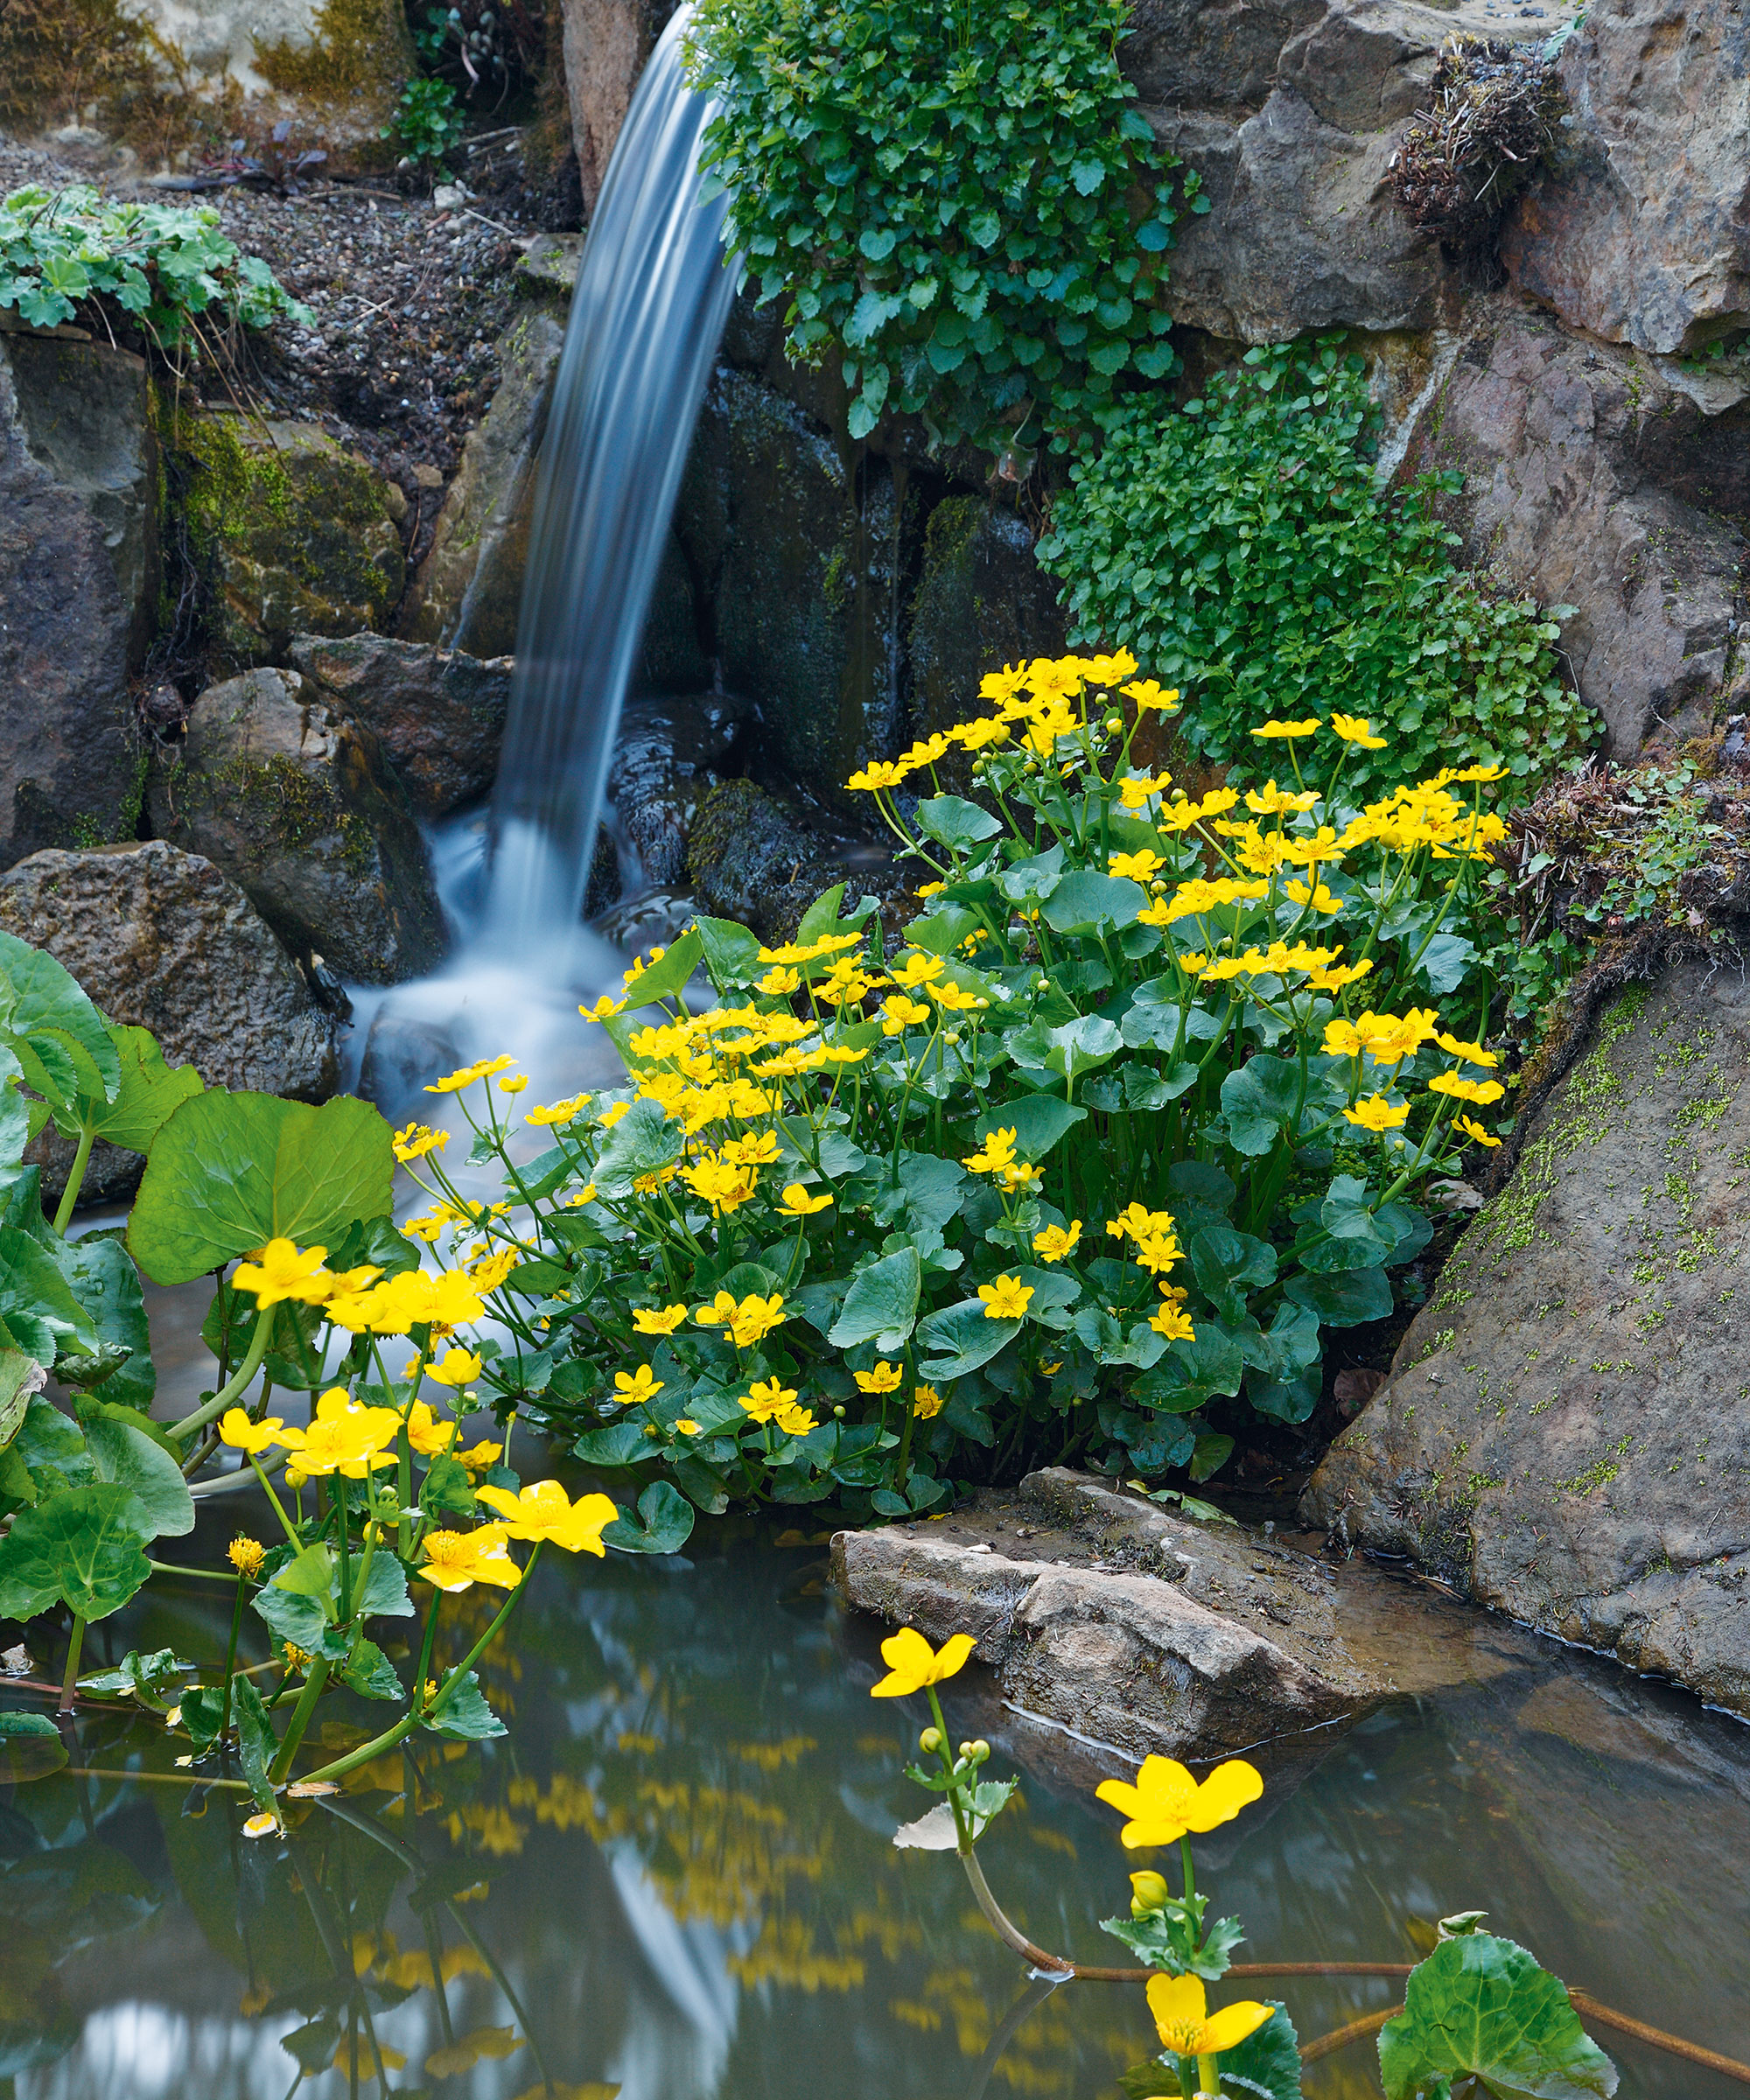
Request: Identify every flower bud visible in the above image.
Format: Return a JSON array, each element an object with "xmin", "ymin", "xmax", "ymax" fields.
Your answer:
[
  {"xmin": 971, "ymin": 1739, "xmax": 990, "ymax": 1762},
  {"xmin": 958, "ymin": 1740, "xmax": 976, "ymax": 1760},
  {"xmin": 833, "ymin": 1404, "xmax": 846, "ymax": 1418},
  {"xmin": 1104, "ymin": 714, "xmax": 1124, "ymax": 734},
  {"xmin": 920, "ymin": 1726, "xmax": 942, "ymax": 1754},
  {"xmin": 1130, "ymin": 1870, "xmax": 1170, "ymax": 1917}
]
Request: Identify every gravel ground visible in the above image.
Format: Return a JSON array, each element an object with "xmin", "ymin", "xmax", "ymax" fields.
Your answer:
[{"xmin": 0, "ymin": 128, "xmax": 579, "ymax": 564}]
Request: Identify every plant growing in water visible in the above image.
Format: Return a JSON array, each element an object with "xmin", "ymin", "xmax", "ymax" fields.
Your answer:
[{"xmin": 403, "ymin": 654, "xmax": 1519, "ymax": 1516}]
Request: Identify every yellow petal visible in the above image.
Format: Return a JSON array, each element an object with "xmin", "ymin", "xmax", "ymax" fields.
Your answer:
[
  {"xmin": 1146, "ymin": 1970, "xmax": 1208, "ymax": 2041},
  {"xmin": 869, "ymin": 1625, "xmax": 934, "ymax": 1698},
  {"xmin": 1186, "ymin": 1758, "xmax": 1264, "ymax": 1831},
  {"xmin": 926, "ymin": 1632, "xmax": 976, "ymax": 1684},
  {"xmin": 1200, "ymin": 1999, "xmax": 1275, "ymax": 2054},
  {"xmin": 1094, "ymin": 1777, "xmax": 1143, "ymax": 1818}
]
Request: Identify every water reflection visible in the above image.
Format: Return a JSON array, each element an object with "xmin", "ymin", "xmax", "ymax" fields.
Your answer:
[{"xmin": 4, "ymin": 1521, "xmax": 1749, "ymax": 2099}]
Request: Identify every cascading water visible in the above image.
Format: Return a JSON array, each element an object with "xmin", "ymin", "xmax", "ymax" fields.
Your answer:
[{"xmin": 482, "ymin": 4, "xmax": 739, "ymax": 957}]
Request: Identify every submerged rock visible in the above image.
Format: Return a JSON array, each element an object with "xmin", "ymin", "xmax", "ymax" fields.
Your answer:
[
  {"xmin": 1502, "ymin": 0, "xmax": 1750, "ymax": 356},
  {"xmin": 150, "ymin": 667, "xmax": 444, "ymax": 984},
  {"xmin": 0, "ymin": 841, "xmax": 337, "ymax": 1205},
  {"xmin": 176, "ymin": 410, "xmax": 406, "ymax": 674},
  {"xmin": 399, "ymin": 307, "xmax": 567, "ymax": 661},
  {"xmin": 836, "ymin": 1468, "xmax": 1523, "ymax": 1763},
  {"xmin": 0, "ymin": 333, "xmax": 156, "ymax": 869},
  {"xmin": 1304, "ymin": 959, "xmax": 1750, "ymax": 1715},
  {"xmin": 288, "ymin": 632, "xmax": 512, "ymax": 818}
]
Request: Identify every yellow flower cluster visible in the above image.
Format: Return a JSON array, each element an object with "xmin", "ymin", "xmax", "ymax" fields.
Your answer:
[
  {"xmin": 229, "ymin": 1237, "xmax": 521, "ymax": 1338},
  {"xmin": 962, "ymin": 1125, "xmax": 1040, "ymax": 1195}
]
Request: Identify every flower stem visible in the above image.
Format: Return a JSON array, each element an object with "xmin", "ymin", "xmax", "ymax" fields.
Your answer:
[
  {"xmin": 58, "ymin": 1615, "xmax": 85, "ymax": 1713},
  {"xmin": 52, "ymin": 1124, "xmax": 96, "ymax": 1236},
  {"xmin": 167, "ymin": 1310, "xmax": 275, "ymax": 1445},
  {"xmin": 268, "ymin": 1659, "xmax": 331, "ymax": 1785},
  {"xmin": 220, "ymin": 1573, "xmax": 247, "ymax": 1740}
]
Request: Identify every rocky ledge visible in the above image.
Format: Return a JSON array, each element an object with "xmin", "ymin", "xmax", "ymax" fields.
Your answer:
[{"xmin": 833, "ymin": 1467, "xmax": 1533, "ymax": 1770}]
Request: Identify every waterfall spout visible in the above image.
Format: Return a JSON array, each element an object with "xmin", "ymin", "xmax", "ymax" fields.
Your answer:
[{"xmin": 483, "ymin": 6, "xmax": 737, "ymax": 958}]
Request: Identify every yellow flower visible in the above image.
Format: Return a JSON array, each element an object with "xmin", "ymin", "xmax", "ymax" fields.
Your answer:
[
  {"xmin": 1456, "ymin": 1113, "xmax": 1501, "ymax": 1148},
  {"xmin": 929, "ymin": 980, "xmax": 988, "ymax": 1012},
  {"xmin": 614, "ymin": 1366, "xmax": 664, "ymax": 1406},
  {"xmin": 456, "ymin": 1439, "xmax": 502, "ymax": 1472},
  {"xmin": 1032, "ymin": 1221, "xmax": 1082, "ymax": 1263},
  {"xmin": 854, "ymin": 1361, "xmax": 904, "ymax": 1395},
  {"xmin": 475, "ymin": 1480, "xmax": 620, "ymax": 1556},
  {"xmin": 675, "ymin": 1418, "xmax": 701, "ymax": 1436},
  {"xmin": 418, "ymin": 1525, "xmax": 521, "ymax": 1592},
  {"xmin": 695, "ymin": 1290, "xmax": 786, "ymax": 1348},
  {"xmin": 977, "ymin": 1275, "xmax": 1033, "ymax": 1320},
  {"xmin": 1330, "ymin": 711, "xmax": 1388, "ymax": 748},
  {"xmin": 1146, "ymin": 1973, "xmax": 1274, "ymax": 2060},
  {"xmin": 846, "ymin": 760, "xmax": 910, "ymax": 792},
  {"xmin": 682, "ymin": 1156, "xmax": 759, "ymax": 1215},
  {"xmin": 1435, "ymin": 1031, "xmax": 1499, "ymax": 1068},
  {"xmin": 1344, "ymin": 1094, "xmax": 1410, "ymax": 1133},
  {"xmin": 1117, "ymin": 772, "xmax": 1172, "ymax": 810},
  {"xmin": 293, "ymin": 1390, "xmax": 402, "ymax": 1479},
  {"xmin": 1109, "ymin": 849, "xmax": 1167, "ymax": 883},
  {"xmin": 739, "ymin": 1376, "xmax": 800, "ymax": 1424},
  {"xmin": 425, "ymin": 1054, "xmax": 516, "ymax": 1094},
  {"xmin": 231, "ymin": 1238, "xmax": 332, "ymax": 1309},
  {"xmin": 720, "ymin": 1130, "xmax": 781, "ymax": 1166},
  {"xmin": 890, "ymin": 950, "xmax": 947, "ymax": 990},
  {"xmin": 633, "ymin": 1304, "xmax": 689, "ymax": 1335},
  {"xmin": 1148, "ymin": 1303, "xmax": 1196, "ymax": 1341},
  {"xmin": 758, "ymin": 965, "xmax": 802, "ymax": 996},
  {"xmin": 778, "ymin": 1182, "xmax": 834, "ymax": 1217},
  {"xmin": 220, "ymin": 1409, "xmax": 290, "ymax": 1456},
  {"xmin": 580, "ymin": 994, "xmax": 627, "ymax": 1022},
  {"xmin": 773, "ymin": 1402, "xmax": 817, "ymax": 1437},
  {"xmin": 403, "ymin": 1401, "xmax": 454, "ymax": 1457},
  {"xmin": 1323, "ymin": 1008, "xmax": 1441, "ymax": 1066},
  {"xmin": 878, "ymin": 993, "xmax": 932, "ymax": 1036},
  {"xmin": 1131, "ymin": 1228, "xmax": 1184, "ymax": 1277},
  {"xmin": 1250, "ymin": 718, "xmax": 1321, "ymax": 739},
  {"xmin": 1096, "ymin": 1754, "xmax": 1263, "ymax": 1847},
  {"xmin": 870, "ymin": 1626, "xmax": 975, "ymax": 1698},
  {"xmin": 598, "ymin": 1099, "xmax": 632, "ymax": 1129},
  {"xmin": 228, "ymin": 1536, "xmax": 266, "ymax": 1578},
  {"xmin": 1283, "ymin": 878, "xmax": 1343, "ymax": 914},
  {"xmin": 524, "ymin": 1092, "xmax": 591, "ymax": 1127},
  {"xmin": 1244, "ymin": 780, "xmax": 1320, "ymax": 816},
  {"xmin": 427, "ymin": 1348, "xmax": 482, "ymax": 1390},
  {"xmin": 916, "ymin": 881, "xmax": 945, "ymax": 898},
  {"xmin": 1122, "ymin": 678, "xmax": 1180, "ymax": 713},
  {"xmin": 393, "ymin": 1122, "xmax": 450, "ymax": 1163},
  {"xmin": 1130, "ymin": 1870, "xmax": 1170, "ymax": 1915},
  {"xmin": 1428, "ymin": 1072, "xmax": 1507, "ymax": 1105},
  {"xmin": 499, "ymin": 1074, "xmax": 528, "ymax": 1094},
  {"xmin": 962, "ymin": 1127, "xmax": 1018, "ymax": 1175},
  {"xmin": 913, "ymin": 1384, "xmax": 943, "ymax": 1419}
]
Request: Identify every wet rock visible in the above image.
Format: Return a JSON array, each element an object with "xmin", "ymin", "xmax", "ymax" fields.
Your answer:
[
  {"xmin": 149, "ymin": 667, "xmax": 444, "ymax": 984},
  {"xmin": 0, "ymin": 841, "xmax": 337, "ymax": 1207},
  {"xmin": 1150, "ymin": 91, "xmax": 1452, "ymax": 341},
  {"xmin": 584, "ymin": 822, "xmax": 622, "ymax": 920},
  {"xmin": 908, "ymin": 499, "xmax": 1068, "ymax": 782},
  {"xmin": 175, "ymin": 410, "xmax": 406, "ymax": 675},
  {"xmin": 608, "ymin": 692, "xmax": 751, "ymax": 888},
  {"xmin": 1396, "ymin": 299, "xmax": 1750, "ymax": 754},
  {"xmin": 288, "ymin": 633, "xmax": 512, "ymax": 818},
  {"xmin": 559, "ymin": 0, "xmax": 682, "ymax": 206},
  {"xmin": 1502, "ymin": 0, "xmax": 1750, "ymax": 356},
  {"xmin": 0, "ymin": 332, "xmax": 156, "ymax": 869},
  {"xmin": 669, "ymin": 364, "xmax": 906, "ymax": 811},
  {"xmin": 684, "ymin": 779, "xmax": 836, "ymax": 947},
  {"xmin": 590, "ymin": 886, "xmax": 699, "ymax": 954},
  {"xmin": 399, "ymin": 307, "xmax": 567, "ymax": 661},
  {"xmin": 1303, "ymin": 958, "xmax": 1750, "ymax": 1716},
  {"xmin": 358, "ymin": 1011, "xmax": 460, "ymax": 1127},
  {"xmin": 836, "ymin": 1468, "xmax": 1523, "ymax": 1760}
]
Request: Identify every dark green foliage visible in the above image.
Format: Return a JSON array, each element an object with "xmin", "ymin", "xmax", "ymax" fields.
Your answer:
[{"xmin": 1037, "ymin": 339, "xmax": 1596, "ymax": 796}]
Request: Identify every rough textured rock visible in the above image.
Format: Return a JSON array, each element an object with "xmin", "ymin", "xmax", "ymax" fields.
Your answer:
[
  {"xmin": 177, "ymin": 410, "xmax": 406, "ymax": 675},
  {"xmin": 560, "ymin": 0, "xmax": 682, "ymax": 206},
  {"xmin": 669, "ymin": 364, "xmax": 906, "ymax": 809},
  {"xmin": 0, "ymin": 333, "xmax": 155, "ymax": 870},
  {"xmin": 1304, "ymin": 959, "xmax": 1750, "ymax": 1715},
  {"xmin": 684, "ymin": 778, "xmax": 837, "ymax": 946},
  {"xmin": 288, "ymin": 633, "xmax": 512, "ymax": 818},
  {"xmin": 398, "ymin": 307, "xmax": 565, "ymax": 661},
  {"xmin": 1397, "ymin": 300, "xmax": 1750, "ymax": 755},
  {"xmin": 0, "ymin": 841, "xmax": 337, "ymax": 1204},
  {"xmin": 836, "ymin": 1468, "xmax": 1526, "ymax": 1760},
  {"xmin": 150, "ymin": 668, "xmax": 444, "ymax": 984},
  {"xmin": 608, "ymin": 693, "xmax": 751, "ymax": 887},
  {"xmin": 1502, "ymin": 0, "xmax": 1750, "ymax": 356}
]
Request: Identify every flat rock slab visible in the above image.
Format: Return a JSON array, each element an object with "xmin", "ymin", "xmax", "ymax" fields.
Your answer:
[
  {"xmin": 1306, "ymin": 961, "xmax": 1750, "ymax": 1713},
  {"xmin": 834, "ymin": 1468, "xmax": 1526, "ymax": 1768}
]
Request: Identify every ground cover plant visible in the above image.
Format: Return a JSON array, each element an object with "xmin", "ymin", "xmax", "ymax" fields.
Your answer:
[
  {"xmin": 394, "ymin": 654, "xmax": 1519, "ymax": 1520},
  {"xmin": 684, "ymin": 0, "xmax": 1200, "ymax": 458}
]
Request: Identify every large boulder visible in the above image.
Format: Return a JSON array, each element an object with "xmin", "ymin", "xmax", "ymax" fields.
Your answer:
[
  {"xmin": 1396, "ymin": 298, "xmax": 1750, "ymax": 755},
  {"xmin": 176, "ymin": 410, "xmax": 407, "ymax": 675},
  {"xmin": 684, "ymin": 778, "xmax": 836, "ymax": 946},
  {"xmin": 288, "ymin": 633, "xmax": 511, "ymax": 819},
  {"xmin": 0, "ymin": 332, "xmax": 156, "ymax": 869},
  {"xmin": 668, "ymin": 364, "xmax": 906, "ymax": 809},
  {"xmin": 149, "ymin": 667, "xmax": 444, "ymax": 984},
  {"xmin": 0, "ymin": 841, "xmax": 338, "ymax": 1206},
  {"xmin": 1304, "ymin": 959, "xmax": 1750, "ymax": 1715},
  {"xmin": 560, "ymin": 0, "xmax": 683, "ymax": 206},
  {"xmin": 398, "ymin": 308, "xmax": 567, "ymax": 661},
  {"xmin": 1502, "ymin": 0, "xmax": 1750, "ymax": 356}
]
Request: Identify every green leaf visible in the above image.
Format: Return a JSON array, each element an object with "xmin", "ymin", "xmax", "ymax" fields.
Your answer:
[
  {"xmin": 795, "ymin": 884, "xmax": 876, "ymax": 949},
  {"xmin": 427, "ymin": 1668, "xmax": 508, "ymax": 1740},
  {"xmin": 0, "ymin": 1482, "xmax": 151, "ymax": 1620},
  {"xmin": 1189, "ymin": 1224, "xmax": 1277, "ymax": 1321},
  {"xmin": 254, "ymin": 1582, "xmax": 347, "ymax": 1662},
  {"xmin": 77, "ymin": 1646, "xmax": 189, "ymax": 1707},
  {"xmin": 691, "ymin": 916, "xmax": 763, "ymax": 990},
  {"xmin": 828, "ymin": 1246, "xmax": 921, "ymax": 1352},
  {"xmin": 0, "ymin": 1347, "xmax": 45, "ymax": 1448},
  {"xmin": 1136, "ymin": 1328, "xmax": 1245, "ymax": 1409},
  {"xmin": 0, "ymin": 1707, "xmax": 68, "ymax": 1783},
  {"xmin": 127, "ymin": 1092, "xmax": 394, "ymax": 1284},
  {"xmin": 917, "ymin": 1298, "xmax": 1020, "ymax": 1379},
  {"xmin": 354, "ymin": 1549, "xmax": 414, "ymax": 1620},
  {"xmin": 590, "ymin": 1097, "xmax": 683, "ymax": 1200},
  {"xmin": 273, "ymin": 1544, "xmax": 335, "ymax": 1599},
  {"xmin": 1378, "ymin": 1934, "xmax": 1617, "ymax": 2100},
  {"xmin": 0, "ymin": 929, "xmax": 119, "ymax": 1107},
  {"xmin": 604, "ymin": 1480, "xmax": 697, "ymax": 1554},
  {"xmin": 572, "ymin": 1418, "xmax": 651, "ymax": 1467},
  {"xmin": 81, "ymin": 1410, "xmax": 194, "ymax": 1540},
  {"xmin": 1040, "ymin": 870, "xmax": 1145, "ymax": 934},
  {"xmin": 340, "ymin": 1638, "xmax": 405, "ymax": 1701},
  {"xmin": 59, "ymin": 1023, "xmax": 202, "ymax": 1153},
  {"xmin": 1189, "ymin": 1430, "xmax": 1235, "ymax": 1482},
  {"xmin": 1284, "ymin": 1265, "xmax": 1393, "ymax": 1326},
  {"xmin": 974, "ymin": 1095, "xmax": 1088, "ymax": 1159},
  {"xmin": 1221, "ymin": 1056, "xmax": 1304, "ymax": 1156},
  {"xmin": 420, "ymin": 1452, "xmax": 477, "ymax": 1516},
  {"xmin": 914, "ymin": 795, "xmax": 1003, "ymax": 849},
  {"xmin": 55, "ymin": 1234, "xmax": 153, "ymax": 1410},
  {"xmin": 0, "ymin": 1225, "xmax": 98, "ymax": 1364},
  {"xmin": 231, "ymin": 1675, "xmax": 279, "ymax": 1812}
]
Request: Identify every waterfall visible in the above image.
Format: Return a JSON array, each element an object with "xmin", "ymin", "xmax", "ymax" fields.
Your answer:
[{"xmin": 482, "ymin": 6, "xmax": 738, "ymax": 956}]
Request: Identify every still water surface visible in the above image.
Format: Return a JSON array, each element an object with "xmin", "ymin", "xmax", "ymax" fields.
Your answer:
[{"xmin": 5, "ymin": 1514, "xmax": 1749, "ymax": 2100}]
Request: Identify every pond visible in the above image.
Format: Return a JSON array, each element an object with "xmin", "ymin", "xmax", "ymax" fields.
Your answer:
[{"xmin": 8, "ymin": 1508, "xmax": 1750, "ymax": 2100}]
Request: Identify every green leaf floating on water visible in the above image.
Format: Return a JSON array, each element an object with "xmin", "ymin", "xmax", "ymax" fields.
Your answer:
[
  {"xmin": 605, "ymin": 1480, "xmax": 696, "ymax": 1554},
  {"xmin": 1378, "ymin": 1934, "xmax": 1617, "ymax": 2100},
  {"xmin": 0, "ymin": 1709, "xmax": 68, "ymax": 1783},
  {"xmin": 0, "ymin": 1482, "xmax": 151, "ymax": 1620},
  {"xmin": 127, "ymin": 1090, "xmax": 395, "ymax": 1284}
]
